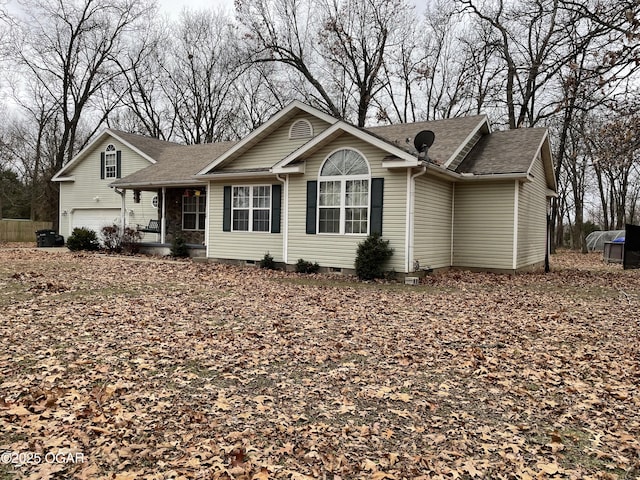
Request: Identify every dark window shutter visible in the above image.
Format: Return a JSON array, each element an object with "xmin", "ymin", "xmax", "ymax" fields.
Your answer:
[
  {"xmin": 271, "ymin": 184, "xmax": 281, "ymax": 234},
  {"xmin": 116, "ymin": 151, "xmax": 122, "ymax": 178},
  {"xmin": 370, "ymin": 178, "xmax": 384, "ymax": 235},
  {"xmin": 223, "ymin": 186, "xmax": 231, "ymax": 232},
  {"xmin": 100, "ymin": 152, "xmax": 105, "ymax": 179},
  {"xmin": 306, "ymin": 181, "xmax": 317, "ymax": 234}
]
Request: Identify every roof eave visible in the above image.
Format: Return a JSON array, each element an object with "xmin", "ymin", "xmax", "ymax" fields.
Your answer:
[
  {"xmin": 271, "ymin": 164, "xmax": 305, "ymax": 175},
  {"xmin": 456, "ymin": 172, "xmax": 530, "ymax": 182},
  {"xmin": 197, "ymin": 171, "xmax": 278, "ymax": 181},
  {"xmin": 51, "ymin": 176, "xmax": 75, "ymax": 182},
  {"xmin": 110, "ymin": 179, "xmax": 206, "ymax": 189}
]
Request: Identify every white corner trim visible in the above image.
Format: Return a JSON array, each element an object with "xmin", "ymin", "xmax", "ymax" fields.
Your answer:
[
  {"xmin": 276, "ymin": 174, "xmax": 288, "ymax": 264},
  {"xmin": 513, "ymin": 180, "xmax": 519, "ymax": 270}
]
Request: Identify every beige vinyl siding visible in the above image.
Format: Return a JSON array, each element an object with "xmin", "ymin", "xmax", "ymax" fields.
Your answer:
[
  {"xmin": 219, "ymin": 113, "xmax": 332, "ymax": 171},
  {"xmin": 453, "ymin": 182, "xmax": 515, "ymax": 270},
  {"xmin": 413, "ymin": 175, "xmax": 453, "ymax": 269},
  {"xmin": 59, "ymin": 138, "xmax": 156, "ymax": 237},
  {"xmin": 207, "ymin": 181, "xmax": 283, "ymax": 262},
  {"xmin": 517, "ymin": 154, "xmax": 548, "ymax": 268},
  {"xmin": 287, "ymin": 135, "xmax": 407, "ymax": 272}
]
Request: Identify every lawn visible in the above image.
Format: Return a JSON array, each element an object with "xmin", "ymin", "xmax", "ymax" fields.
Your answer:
[{"xmin": 0, "ymin": 246, "xmax": 639, "ymax": 479}]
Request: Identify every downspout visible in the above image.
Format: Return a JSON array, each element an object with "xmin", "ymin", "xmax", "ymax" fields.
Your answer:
[
  {"xmin": 406, "ymin": 165, "xmax": 427, "ymax": 273},
  {"xmin": 161, "ymin": 187, "xmax": 167, "ymax": 244},
  {"xmin": 276, "ymin": 174, "xmax": 288, "ymax": 264}
]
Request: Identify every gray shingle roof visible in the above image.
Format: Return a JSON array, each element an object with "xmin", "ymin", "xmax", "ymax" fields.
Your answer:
[
  {"xmin": 111, "ymin": 140, "xmax": 236, "ymax": 188},
  {"xmin": 456, "ymin": 128, "xmax": 547, "ymax": 175},
  {"xmin": 365, "ymin": 115, "xmax": 487, "ymax": 165},
  {"xmin": 109, "ymin": 129, "xmax": 183, "ymax": 161}
]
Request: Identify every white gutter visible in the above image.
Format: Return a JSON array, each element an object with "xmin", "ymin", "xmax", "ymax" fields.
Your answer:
[
  {"xmin": 405, "ymin": 165, "xmax": 427, "ymax": 273},
  {"xmin": 276, "ymin": 174, "xmax": 288, "ymax": 264}
]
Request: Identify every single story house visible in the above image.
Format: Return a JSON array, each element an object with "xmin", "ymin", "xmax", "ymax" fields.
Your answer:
[{"xmin": 53, "ymin": 101, "xmax": 556, "ymax": 273}]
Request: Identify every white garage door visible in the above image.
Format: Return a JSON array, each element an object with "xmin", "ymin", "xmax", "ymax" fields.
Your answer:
[{"xmin": 71, "ymin": 209, "xmax": 121, "ymax": 235}]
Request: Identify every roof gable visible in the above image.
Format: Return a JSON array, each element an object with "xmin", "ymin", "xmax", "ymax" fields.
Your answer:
[
  {"xmin": 272, "ymin": 121, "xmax": 420, "ymax": 173},
  {"xmin": 456, "ymin": 127, "xmax": 556, "ymax": 190},
  {"xmin": 197, "ymin": 101, "xmax": 337, "ymax": 175},
  {"xmin": 365, "ymin": 115, "xmax": 489, "ymax": 167},
  {"xmin": 52, "ymin": 129, "xmax": 179, "ymax": 181}
]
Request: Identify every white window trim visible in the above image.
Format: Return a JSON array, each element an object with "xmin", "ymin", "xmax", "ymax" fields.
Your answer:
[
  {"xmin": 105, "ymin": 144, "xmax": 117, "ymax": 179},
  {"xmin": 317, "ymin": 148, "xmax": 371, "ymax": 236},
  {"xmin": 231, "ymin": 185, "xmax": 272, "ymax": 233},
  {"xmin": 182, "ymin": 194, "xmax": 206, "ymax": 231}
]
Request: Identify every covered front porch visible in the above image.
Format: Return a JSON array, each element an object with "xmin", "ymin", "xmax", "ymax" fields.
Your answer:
[{"xmin": 114, "ymin": 184, "xmax": 208, "ymax": 256}]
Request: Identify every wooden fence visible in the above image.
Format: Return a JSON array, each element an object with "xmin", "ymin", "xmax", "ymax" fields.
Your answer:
[{"xmin": 0, "ymin": 219, "xmax": 53, "ymax": 243}]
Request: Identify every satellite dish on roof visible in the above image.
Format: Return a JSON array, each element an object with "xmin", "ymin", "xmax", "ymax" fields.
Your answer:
[{"xmin": 414, "ymin": 130, "xmax": 435, "ymax": 153}]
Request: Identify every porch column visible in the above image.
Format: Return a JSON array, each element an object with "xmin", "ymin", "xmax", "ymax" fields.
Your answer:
[
  {"xmin": 119, "ymin": 189, "xmax": 127, "ymax": 231},
  {"xmin": 161, "ymin": 187, "xmax": 167, "ymax": 244}
]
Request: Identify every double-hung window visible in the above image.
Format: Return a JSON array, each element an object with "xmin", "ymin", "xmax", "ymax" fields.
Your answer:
[
  {"xmin": 104, "ymin": 145, "xmax": 117, "ymax": 179},
  {"xmin": 318, "ymin": 149, "xmax": 370, "ymax": 235},
  {"xmin": 232, "ymin": 185, "xmax": 271, "ymax": 232},
  {"xmin": 183, "ymin": 195, "xmax": 206, "ymax": 230}
]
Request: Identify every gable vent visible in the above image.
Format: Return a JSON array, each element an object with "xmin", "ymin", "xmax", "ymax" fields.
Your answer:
[{"xmin": 289, "ymin": 119, "xmax": 313, "ymax": 140}]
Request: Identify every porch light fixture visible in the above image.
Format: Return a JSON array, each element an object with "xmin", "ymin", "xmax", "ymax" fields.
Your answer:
[
  {"xmin": 194, "ymin": 190, "xmax": 201, "ymax": 197},
  {"xmin": 62, "ymin": 210, "xmax": 68, "ymax": 216}
]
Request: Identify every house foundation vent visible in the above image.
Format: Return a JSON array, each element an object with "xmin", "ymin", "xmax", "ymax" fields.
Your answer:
[{"xmin": 405, "ymin": 277, "xmax": 420, "ymax": 286}]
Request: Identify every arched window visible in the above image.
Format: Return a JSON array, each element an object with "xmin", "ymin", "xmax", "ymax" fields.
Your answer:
[{"xmin": 318, "ymin": 149, "xmax": 370, "ymax": 234}]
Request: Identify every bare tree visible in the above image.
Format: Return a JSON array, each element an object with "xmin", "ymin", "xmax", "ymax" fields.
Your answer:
[
  {"xmin": 17, "ymin": 0, "xmax": 155, "ymax": 166},
  {"xmin": 161, "ymin": 8, "xmax": 245, "ymax": 144},
  {"xmin": 112, "ymin": 16, "xmax": 176, "ymax": 140},
  {"xmin": 9, "ymin": 0, "xmax": 153, "ymax": 223},
  {"xmin": 236, "ymin": 0, "xmax": 412, "ymax": 126},
  {"xmin": 590, "ymin": 105, "xmax": 640, "ymax": 230}
]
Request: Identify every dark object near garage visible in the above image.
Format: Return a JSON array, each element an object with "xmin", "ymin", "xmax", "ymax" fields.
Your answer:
[
  {"xmin": 35, "ymin": 229, "xmax": 65, "ymax": 247},
  {"xmin": 624, "ymin": 224, "xmax": 640, "ymax": 270}
]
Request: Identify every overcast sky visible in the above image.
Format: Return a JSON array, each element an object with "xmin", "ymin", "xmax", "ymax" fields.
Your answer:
[{"xmin": 157, "ymin": 0, "xmax": 236, "ymax": 18}]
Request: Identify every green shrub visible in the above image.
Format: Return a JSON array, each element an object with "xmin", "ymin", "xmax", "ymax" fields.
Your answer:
[
  {"xmin": 66, "ymin": 227, "xmax": 100, "ymax": 252},
  {"xmin": 260, "ymin": 252, "xmax": 277, "ymax": 269},
  {"xmin": 355, "ymin": 233, "xmax": 394, "ymax": 280},
  {"xmin": 296, "ymin": 258, "xmax": 320, "ymax": 274},
  {"xmin": 170, "ymin": 235, "xmax": 189, "ymax": 258}
]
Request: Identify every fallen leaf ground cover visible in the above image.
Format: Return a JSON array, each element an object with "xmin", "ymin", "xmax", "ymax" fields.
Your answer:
[{"xmin": 0, "ymin": 246, "xmax": 639, "ymax": 479}]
